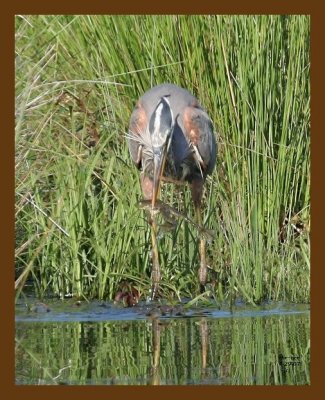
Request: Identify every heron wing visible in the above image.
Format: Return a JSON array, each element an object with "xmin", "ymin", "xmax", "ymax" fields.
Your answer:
[
  {"xmin": 183, "ymin": 105, "xmax": 217, "ymax": 176},
  {"xmin": 128, "ymin": 101, "xmax": 148, "ymax": 168}
]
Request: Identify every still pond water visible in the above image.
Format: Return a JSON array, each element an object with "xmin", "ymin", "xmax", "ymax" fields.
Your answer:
[{"xmin": 15, "ymin": 299, "xmax": 310, "ymax": 385}]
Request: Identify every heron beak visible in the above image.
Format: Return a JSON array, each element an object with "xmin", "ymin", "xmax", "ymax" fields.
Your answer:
[{"xmin": 152, "ymin": 144, "xmax": 168, "ymax": 208}]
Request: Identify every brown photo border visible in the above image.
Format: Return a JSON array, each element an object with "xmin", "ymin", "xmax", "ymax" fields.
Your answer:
[{"xmin": 2, "ymin": 1, "xmax": 322, "ymax": 399}]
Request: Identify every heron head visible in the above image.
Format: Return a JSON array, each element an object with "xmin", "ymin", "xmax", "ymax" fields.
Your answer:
[{"xmin": 149, "ymin": 96, "xmax": 174, "ymax": 207}]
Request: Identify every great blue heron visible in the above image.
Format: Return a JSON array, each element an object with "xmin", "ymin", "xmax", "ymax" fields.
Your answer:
[{"xmin": 128, "ymin": 83, "xmax": 217, "ymax": 299}]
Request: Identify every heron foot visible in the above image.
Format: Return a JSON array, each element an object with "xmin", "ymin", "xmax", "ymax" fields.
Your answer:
[
  {"xmin": 150, "ymin": 264, "xmax": 161, "ymax": 301},
  {"xmin": 150, "ymin": 282, "xmax": 159, "ymax": 301}
]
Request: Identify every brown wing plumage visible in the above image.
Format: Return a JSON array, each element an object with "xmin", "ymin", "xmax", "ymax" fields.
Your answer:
[
  {"xmin": 128, "ymin": 101, "xmax": 148, "ymax": 168},
  {"xmin": 183, "ymin": 105, "xmax": 216, "ymax": 177}
]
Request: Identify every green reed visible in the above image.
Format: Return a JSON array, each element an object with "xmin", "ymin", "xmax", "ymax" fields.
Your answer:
[{"xmin": 15, "ymin": 15, "xmax": 310, "ymax": 302}]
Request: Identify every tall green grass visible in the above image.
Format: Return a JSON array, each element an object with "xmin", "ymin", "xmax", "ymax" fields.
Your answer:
[{"xmin": 15, "ymin": 15, "xmax": 310, "ymax": 303}]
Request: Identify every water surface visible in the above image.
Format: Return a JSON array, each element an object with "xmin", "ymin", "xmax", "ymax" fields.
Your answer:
[{"xmin": 15, "ymin": 300, "xmax": 310, "ymax": 385}]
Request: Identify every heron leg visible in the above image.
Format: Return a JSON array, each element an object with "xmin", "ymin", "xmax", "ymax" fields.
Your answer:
[
  {"xmin": 141, "ymin": 174, "xmax": 161, "ymax": 300},
  {"xmin": 150, "ymin": 220, "xmax": 161, "ymax": 300},
  {"xmin": 191, "ymin": 179, "xmax": 207, "ymax": 292}
]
